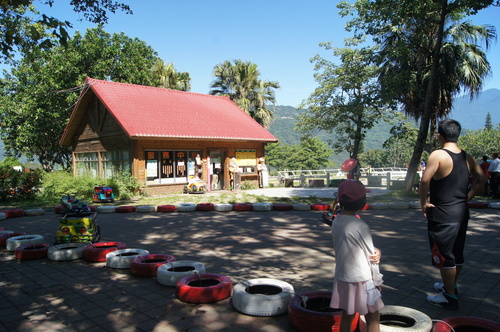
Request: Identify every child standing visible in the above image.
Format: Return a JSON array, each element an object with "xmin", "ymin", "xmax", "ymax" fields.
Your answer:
[{"xmin": 330, "ymin": 180, "xmax": 384, "ymax": 332}]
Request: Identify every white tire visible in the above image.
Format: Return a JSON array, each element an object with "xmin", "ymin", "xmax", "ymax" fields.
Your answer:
[
  {"xmin": 48, "ymin": 243, "xmax": 87, "ymax": 261},
  {"xmin": 97, "ymin": 205, "xmax": 116, "ymax": 214},
  {"xmin": 157, "ymin": 261, "xmax": 206, "ymax": 286},
  {"xmin": 106, "ymin": 248, "xmax": 150, "ymax": 268},
  {"xmin": 489, "ymin": 202, "xmax": 500, "ymax": 209},
  {"xmin": 24, "ymin": 208, "xmax": 45, "ymax": 216},
  {"xmin": 136, "ymin": 205, "xmax": 156, "ymax": 213},
  {"xmin": 232, "ymin": 278, "xmax": 294, "ymax": 316},
  {"xmin": 6, "ymin": 234, "xmax": 45, "ymax": 251},
  {"xmin": 388, "ymin": 202, "xmax": 409, "ymax": 210},
  {"xmin": 252, "ymin": 203, "xmax": 273, "ymax": 211},
  {"xmin": 0, "ymin": 230, "xmax": 14, "ymax": 235},
  {"xmin": 177, "ymin": 203, "xmax": 196, "ymax": 212},
  {"xmin": 214, "ymin": 203, "xmax": 233, "ymax": 212},
  {"xmin": 409, "ymin": 202, "xmax": 421, "ymax": 209},
  {"xmin": 293, "ymin": 203, "xmax": 311, "ymax": 211},
  {"xmin": 370, "ymin": 203, "xmax": 389, "ymax": 210},
  {"xmin": 0, "ymin": 212, "xmax": 6, "ymax": 220},
  {"xmin": 358, "ymin": 305, "xmax": 432, "ymax": 332}
]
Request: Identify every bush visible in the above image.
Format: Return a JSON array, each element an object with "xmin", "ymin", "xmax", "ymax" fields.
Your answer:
[{"xmin": 0, "ymin": 165, "xmax": 42, "ymax": 201}]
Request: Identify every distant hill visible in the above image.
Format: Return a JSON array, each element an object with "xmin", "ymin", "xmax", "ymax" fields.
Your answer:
[{"xmin": 448, "ymin": 88, "xmax": 500, "ymax": 129}]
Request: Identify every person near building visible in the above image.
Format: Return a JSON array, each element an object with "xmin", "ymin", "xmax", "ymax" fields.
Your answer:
[
  {"xmin": 330, "ymin": 180, "xmax": 384, "ymax": 332},
  {"xmin": 419, "ymin": 119, "xmax": 486, "ymax": 310},
  {"xmin": 229, "ymin": 157, "xmax": 239, "ymax": 190},
  {"xmin": 479, "ymin": 155, "xmax": 490, "ymax": 196},
  {"xmin": 488, "ymin": 153, "xmax": 500, "ymax": 198},
  {"xmin": 257, "ymin": 157, "xmax": 268, "ymax": 188}
]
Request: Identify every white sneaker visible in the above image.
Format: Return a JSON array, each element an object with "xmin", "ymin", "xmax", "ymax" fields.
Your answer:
[
  {"xmin": 427, "ymin": 292, "xmax": 458, "ymax": 310},
  {"xmin": 433, "ymin": 282, "xmax": 458, "ymax": 296}
]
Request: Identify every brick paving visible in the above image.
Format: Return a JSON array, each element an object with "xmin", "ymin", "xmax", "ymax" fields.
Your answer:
[{"xmin": 0, "ymin": 202, "xmax": 499, "ymax": 331}]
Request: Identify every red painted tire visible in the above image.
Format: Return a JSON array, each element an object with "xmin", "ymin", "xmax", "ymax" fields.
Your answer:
[
  {"xmin": 157, "ymin": 205, "xmax": 176, "ymax": 212},
  {"xmin": 434, "ymin": 316, "xmax": 500, "ymax": 332},
  {"xmin": 196, "ymin": 203, "xmax": 215, "ymax": 211},
  {"xmin": 273, "ymin": 203, "xmax": 293, "ymax": 211},
  {"xmin": 2, "ymin": 209, "xmax": 24, "ymax": 218},
  {"xmin": 233, "ymin": 203, "xmax": 253, "ymax": 211},
  {"xmin": 115, "ymin": 206, "xmax": 137, "ymax": 213},
  {"xmin": 468, "ymin": 201, "xmax": 489, "ymax": 209},
  {"xmin": 288, "ymin": 291, "xmax": 359, "ymax": 332},
  {"xmin": 130, "ymin": 254, "xmax": 176, "ymax": 277},
  {"xmin": 87, "ymin": 205, "xmax": 96, "ymax": 212},
  {"xmin": 362, "ymin": 203, "xmax": 370, "ymax": 210},
  {"xmin": 83, "ymin": 242, "xmax": 127, "ymax": 262},
  {"xmin": 310, "ymin": 204, "xmax": 330, "ymax": 211},
  {"xmin": 0, "ymin": 232, "xmax": 27, "ymax": 247},
  {"xmin": 176, "ymin": 273, "xmax": 233, "ymax": 304},
  {"xmin": 15, "ymin": 243, "xmax": 50, "ymax": 260},
  {"xmin": 55, "ymin": 205, "xmax": 65, "ymax": 214}
]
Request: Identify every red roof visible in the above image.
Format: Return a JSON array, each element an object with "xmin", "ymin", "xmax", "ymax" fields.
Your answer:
[{"xmin": 61, "ymin": 77, "xmax": 278, "ymax": 144}]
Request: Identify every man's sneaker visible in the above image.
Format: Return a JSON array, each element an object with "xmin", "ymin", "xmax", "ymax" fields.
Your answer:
[
  {"xmin": 433, "ymin": 282, "xmax": 458, "ymax": 296},
  {"xmin": 427, "ymin": 292, "xmax": 458, "ymax": 310}
]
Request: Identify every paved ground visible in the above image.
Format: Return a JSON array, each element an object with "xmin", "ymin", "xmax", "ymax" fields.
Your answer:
[{"xmin": 1, "ymin": 196, "xmax": 499, "ymax": 331}]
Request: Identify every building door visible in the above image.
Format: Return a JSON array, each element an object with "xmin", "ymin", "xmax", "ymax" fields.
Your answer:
[{"xmin": 209, "ymin": 151, "xmax": 225, "ymax": 190}]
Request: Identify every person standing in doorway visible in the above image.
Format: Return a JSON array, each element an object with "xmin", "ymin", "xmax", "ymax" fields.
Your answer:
[
  {"xmin": 488, "ymin": 153, "xmax": 500, "ymax": 198},
  {"xmin": 419, "ymin": 119, "xmax": 486, "ymax": 310}
]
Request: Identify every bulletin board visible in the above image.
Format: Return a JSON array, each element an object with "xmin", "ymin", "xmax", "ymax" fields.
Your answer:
[{"xmin": 235, "ymin": 149, "xmax": 256, "ymax": 166}]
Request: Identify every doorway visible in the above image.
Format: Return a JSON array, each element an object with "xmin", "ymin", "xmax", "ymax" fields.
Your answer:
[{"xmin": 209, "ymin": 151, "xmax": 225, "ymax": 190}]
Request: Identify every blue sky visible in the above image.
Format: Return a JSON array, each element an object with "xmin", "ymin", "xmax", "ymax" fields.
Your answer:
[{"xmin": 22, "ymin": 1, "xmax": 500, "ymax": 106}]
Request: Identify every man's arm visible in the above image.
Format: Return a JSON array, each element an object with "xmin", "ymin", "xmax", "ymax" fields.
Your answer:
[
  {"xmin": 419, "ymin": 151, "xmax": 440, "ymax": 217},
  {"xmin": 467, "ymin": 154, "xmax": 487, "ymax": 200}
]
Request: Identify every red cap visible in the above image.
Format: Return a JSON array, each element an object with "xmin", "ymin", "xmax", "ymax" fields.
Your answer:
[{"xmin": 338, "ymin": 180, "xmax": 370, "ymax": 202}]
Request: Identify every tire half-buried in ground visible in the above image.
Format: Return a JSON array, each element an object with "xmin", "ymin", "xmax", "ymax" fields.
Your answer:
[
  {"xmin": 232, "ymin": 278, "xmax": 295, "ymax": 316},
  {"xmin": 176, "ymin": 273, "xmax": 233, "ymax": 303},
  {"xmin": 130, "ymin": 254, "xmax": 176, "ymax": 277},
  {"xmin": 15, "ymin": 243, "xmax": 50, "ymax": 260},
  {"xmin": 83, "ymin": 242, "xmax": 127, "ymax": 262},
  {"xmin": 48, "ymin": 243, "xmax": 87, "ymax": 261},
  {"xmin": 358, "ymin": 305, "xmax": 432, "ymax": 332},
  {"xmin": 106, "ymin": 248, "xmax": 150, "ymax": 269},
  {"xmin": 157, "ymin": 261, "xmax": 206, "ymax": 286}
]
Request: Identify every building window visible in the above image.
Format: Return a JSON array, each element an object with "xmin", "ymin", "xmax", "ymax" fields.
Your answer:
[
  {"xmin": 102, "ymin": 150, "xmax": 131, "ymax": 178},
  {"xmin": 75, "ymin": 152, "xmax": 98, "ymax": 177},
  {"xmin": 146, "ymin": 150, "xmax": 201, "ymax": 184},
  {"xmin": 235, "ymin": 149, "xmax": 256, "ymax": 174}
]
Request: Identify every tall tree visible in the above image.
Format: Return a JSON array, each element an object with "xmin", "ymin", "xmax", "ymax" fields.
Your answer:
[
  {"xmin": 152, "ymin": 59, "xmax": 191, "ymax": 91},
  {"xmin": 0, "ymin": 26, "xmax": 159, "ymax": 171},
  {"xmin": 340, "ymin": 0, "xmax": 496, "ymax": 191},
  {"xmin": 296, "ymin": 43, "xmax": 389, "ymax": 159},
  {"xmin": 209, "ymin": 59, "xmax": 280, "ymax": 128},
  {"xmin": 485, "ymin": 112, "xmax": 493, "ymax": 130},
  {"xmin": 0, "ymin": 0, "xmax": 131, "ymax": 62}
]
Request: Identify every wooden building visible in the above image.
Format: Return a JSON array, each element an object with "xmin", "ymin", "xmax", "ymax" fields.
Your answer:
[{"xmin": 60, "ymin": 77, "xmax": 278, "ymax": 194}]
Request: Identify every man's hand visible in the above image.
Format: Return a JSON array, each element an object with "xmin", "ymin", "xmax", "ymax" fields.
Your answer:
[
  {"xmin": 421, "ymin": 202, "xmax": 435, "ymax": 218},
  {"xmin": 370, "ymin": 248, "xmax": 381, "ymax": 264}
]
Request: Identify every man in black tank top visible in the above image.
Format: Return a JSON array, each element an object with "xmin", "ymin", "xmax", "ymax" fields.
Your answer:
[{"xmin": 419, "ymin": 119, "xmax": 486, "ymax": 310}]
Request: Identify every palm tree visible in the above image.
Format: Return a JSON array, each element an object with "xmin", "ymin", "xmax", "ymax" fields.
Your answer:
[
  {"xmin": 209, "ymin": 59, "xmax": 280, "ymax": 128},
  {"xmin": 152, "ymin": 59, "xmax": 191, "ymax": 91}
]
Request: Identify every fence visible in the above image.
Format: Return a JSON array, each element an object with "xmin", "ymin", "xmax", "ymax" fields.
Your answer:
[{"xmin": 273, "ymin": 168, "xmax": 417, "ymax": 190}]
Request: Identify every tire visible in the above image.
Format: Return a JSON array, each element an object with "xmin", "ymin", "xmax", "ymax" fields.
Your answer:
[
  {"xmin": 106, "ymin": 248, "xmax": 150, "ymax": 269},
  {"xmin": 157, "ymin": 205, "xmax": 176, "ymax": 212},
  {"xmin": 310, "ymin": 204, "xmax": 330, "ymax": 211},
  {"xmin": 136, "ymin": 205, "xmax": 156, "ymax": 213},
  {"xmin": 358, "ymin": 305, "xmax": 432, "ymax": 332},
  {"xmin": 233, "ymin": 203, "xmax": 253, "ymax": 211},
  {"xmin": 24, "ymin": 208, "xmax": 45, "ymax": 216},
  {"xmin": 468, "ymin": 201, "xmax": 489, "ymax": 209},
  {"xmin": 176, "ymin": 273, "xmax": 233, "ymax": 304},
  {"xmin": 0, "ymin": 212, "xmax": 5, "ymax": 220},
  {"xmin": 116, "ymin": 206, "xmax": 137, "ymax": 213},
  {"xmin": 0, "ymin": 230, "xmax": 14, "ymax": 235},
  {"xmin": 214, "ymin": 203, "xmax": 233, "ymax": 212},
  {"xmin": 47, "ymin": 243, "xmax": 87, "ymax": 261},
  {"xmin": 409, "ymin": 202, "xmax": 421, "ymax": 209},
  {"xmin": 433, "ymin": 316, "xmax": 500, "ymax": 332},
  {"xmin": 489, "ymin": 202, "xmax": 500, "ymax": 209},
  {"xmin": 83, "ymin": 241, "xmax": 127, "ymax": 262},
  {"xmin": 388, "ymin": 202, "xmax": 409, "ymax": 210},
  {"xmin": 157, "ymin": 261, "xmax": 206, "ymax": 286},
  {"xmin": 370, "ymin": 203, "xmax": 389, "ymax": 210},
  {"xmin": 2, "ymin": 209, "xmax": 24, "ymax": 218},
  {"xmin": 0, "ymin": 232, "xmax": 27, "ymax": 247},
  {"xmin": 130, "ymin": 254, "xmax": 176, "ymax": 277},
  {"xmin": 293, "ymin": 203, "xmax": 310, "ymax": 211},
  {"xmin": 288, "ymin": 291, "xmax": 359, "ymax": 332},
  {"xmin": 96, "ymin": 205, "xmax": 116, "ymax": 214},
  {"xmin": 177, "ymin": 203, "xmax": 196, "ymax": 212},
  {"xmin": 253, "ymin": 203, "xmax": 273, "ymax": 211},
  {"xmin": 196, "ymin": 203, "xmax": 214, "ymax": 211},
  {"xmin": 273, "ymin": 203, "xmax": 293, "ymax": 211},
  {"xmin": 6, "ymin": 234, "xmax": 45, "ymax": 252},
  {"xmin": 15, "ymin": 243, "xmax": 50, "ymax": 260},
  {"xmin": 232, "ymin": 278, "xmax": 294, "ymax": 317},
  {"xmin": 54, "ymin": 205, "xmax": 65, "ymax": 214}
]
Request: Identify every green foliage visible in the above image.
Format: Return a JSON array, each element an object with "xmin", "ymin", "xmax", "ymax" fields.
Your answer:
[
  {"xmin": 0, "ymin": 156, "xmax": 22, "ymax": 168},
  {"xmin": 0, "ymin": 166, "xmax": 41, "ymax": 201},
  {"xmin": 458, "ymin": 125, "xmax": 500, "ymax": 159},
  {"xmin": 359, "ymin": 149, "xmax": 389, "ymax": 168},
  {"xmin": 41, "ymin": 170, "xmax": 143, "ymax": 202},
  {"xmin": 0, "ymin": 26, "xmax": 159, "ymax": 171},
  {"xmin": 265, "ymin": 137, "xmax": 334, "ymax": 170}
]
